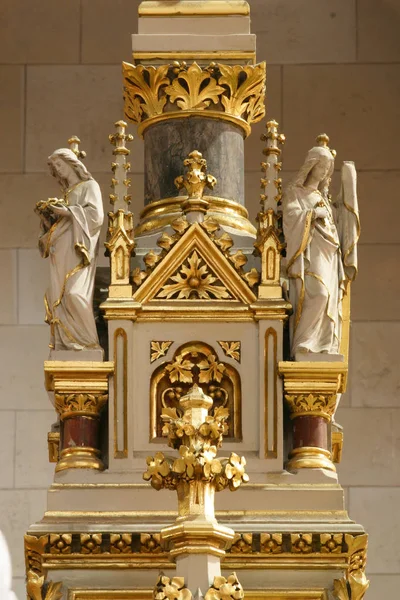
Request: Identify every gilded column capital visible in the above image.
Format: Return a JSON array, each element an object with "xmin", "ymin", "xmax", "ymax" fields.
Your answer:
[
  {"xmin": 54, "ymin": 392, "xmax": 108, "ymax": 420},
  {"xmin": 285, "ymin": 393, "xmax": 337, "ymax": 421},
  {"xmin": 123, "ymin": 61, "xmax": 266, "ymax": 138}
]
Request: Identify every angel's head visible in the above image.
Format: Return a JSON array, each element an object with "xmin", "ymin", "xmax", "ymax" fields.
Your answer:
[{"xmin": 48, "ymin": 148, "xmax": 92, "ymax": 191}]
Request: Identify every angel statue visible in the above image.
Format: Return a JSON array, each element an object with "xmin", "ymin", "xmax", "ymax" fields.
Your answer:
[
  {"xmin": 282, "ymin": 134, "xmax": 360, "ymax": 358},
  {"xmin": 35, "ymin": 147, "xmax": 104, "ymax": 352}
]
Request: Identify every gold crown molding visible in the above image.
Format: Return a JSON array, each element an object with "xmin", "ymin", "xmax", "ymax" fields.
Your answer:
[
  {"xmin": 123, "ymin": 61, "xmax": 266, "ymax": 139},
  {"xmin": 25, "ymin": 531, "xmax": 366, "ymax": 577},
  {"xmin": 135, "ymin": 195, "xmax": 256, "ymax": 238},
  {"xmin": 278, "ymin": 361, "xmax": 348, "ymax": 396},
  {"xmin": 138, "ymin": 1, "xmax": 250, "ymax": 16}
]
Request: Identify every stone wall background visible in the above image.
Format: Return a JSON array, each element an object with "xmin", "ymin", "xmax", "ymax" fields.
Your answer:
[{"xmin": 0, "ymin": 1, "xmax": 399, "ymax": 597}]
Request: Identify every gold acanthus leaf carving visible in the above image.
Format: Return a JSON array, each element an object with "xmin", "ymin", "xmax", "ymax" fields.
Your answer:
[
  {"xmin": 156, "ymin": 250, "xmax": 232, "ymax": 300},
  {"xmin": 123, "ymin": 63, "xmax": 170, "ymax": 122},
  {"xmin": 285, "ymin": 393, "xmax": 337, "ymax": 419},
  {"xmin": 27, "ymin": 570, "xmax": 63, "ymax": 600},
  {"xmin": 165, "ymin": 354, "xmax": 195, "ymax": 384},
  {"xmin": 198, "ymin": 353, "xmax": 226, "ymax": 383},
  {"xmin": 153, "ymin": 574, "xmax": 192, "ymax": 600},
  {"xmin": 165, "ymin": 62, "xmax": 225, "ymax": 110},
  {"xmin": 219, "ymin": 63, "xmax": 266, "ymax": 123},
  {"xmin": 55, "ymin": 392, "xmax": 108, "ymax": 418},
  {"xmin": 205, "ymin": 572, "xmax": 244, "ymax": 600},
  {"xmin": 218, "ymin": 341, "xmax": 241, "ymax": 363},
  {"xmin": 151, "ymin": 341, "xmax": 173, "ymax": 363}
]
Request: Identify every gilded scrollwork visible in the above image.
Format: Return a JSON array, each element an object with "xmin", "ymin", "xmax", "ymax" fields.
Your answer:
[
  {"xmin": 123, "ymin": 61, "xmax": 266, "ymax": 136},
  {"xmin": 204, "ymin": 573, "xmax": 244, "ymax": 600}
]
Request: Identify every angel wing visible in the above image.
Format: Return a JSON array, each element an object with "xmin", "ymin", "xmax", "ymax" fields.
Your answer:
[{"xmin": 336, "ymin": 161, "xmax": 360, "ymax": 282}]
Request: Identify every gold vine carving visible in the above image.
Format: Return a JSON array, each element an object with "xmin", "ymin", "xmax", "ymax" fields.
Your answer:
[
  {"xmin": 217, "ymin": 341, "xmax": 241, "ymax": 363},
  {"xmin": 151, "ymin": 341, "xmax": 173, "ymax": 363},
  {"xmin": 333, "ymin": 534, "xmax": 369, "ymax": 600},
  {"xmin": 205, "ymin": 573, "xmax": 244, "ymax": 600},
  {"xmin": 123, "ymin": 61, "xmax": 266, "ymax": 131}
]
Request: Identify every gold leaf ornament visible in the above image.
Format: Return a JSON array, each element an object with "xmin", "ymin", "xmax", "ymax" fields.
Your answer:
[
  {"xmin": 165, "ymin": 62, "xmax": 225, "ymax": 111},
  {"xmin": 219, "ymin": 63, "xmax": 266, "ymax": 123},
  {"xmin": 151, "ymin": 341, "xmax": 173, "ymax": 363},
  {"xmin": 218, "ymin": 341, "xmax": 241, "ymax": 362},
  {"xmin": 224, "ymin": 453, "xmax": 249, "ymax": 490},
  {"xmin": 143, "ymin": 452, "xmax": 172, "ymax": 490},
  {"xmin": 205, "ymin": 572, "xmax": 244, "ymax": 600},
  {"xmin": 154, "ymin": 574, "xmax": 193, "ymax": 600},
  {"xmin": 198, "ymin": 354, "xmax": 226, "ymax": 383},
  {"xmin": 123, "ymin": 63, "xmax": 170, "ymax": 123},
  {"xmin": 165, "ymin": 354, "xmax": 195, "ymax": 383}
]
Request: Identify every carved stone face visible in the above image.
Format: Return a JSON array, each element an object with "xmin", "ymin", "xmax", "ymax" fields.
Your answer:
[
  {"xmin": 309, "ymin": 158, "xmax": 331, "ymax": 184},
  {"xmin": 50, "ymin": 157, "xmax": 72, "ymax": 181}
]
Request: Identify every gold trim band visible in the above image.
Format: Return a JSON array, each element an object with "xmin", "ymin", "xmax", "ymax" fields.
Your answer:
[{"xmin": 137, "ymin": 110, "xmax": 251, "ymax": 138}]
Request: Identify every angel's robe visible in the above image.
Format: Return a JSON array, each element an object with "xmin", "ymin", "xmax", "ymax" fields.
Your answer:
[
  {"xmin": 283, "ymin": 184, "xmax": 346, "ymax": 356},
  {"xmin": 38, "ymin": 179, "xmax": 104, "ymax": 350}
]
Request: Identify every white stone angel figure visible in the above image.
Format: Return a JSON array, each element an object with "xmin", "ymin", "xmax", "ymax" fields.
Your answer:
[
  {"xmin": 35, "ymin": 149, "xmax": 104, "ymax": 351},
  {"xmin": 282, "ymin": 138, "xmax": 359, "ymax": 358}
]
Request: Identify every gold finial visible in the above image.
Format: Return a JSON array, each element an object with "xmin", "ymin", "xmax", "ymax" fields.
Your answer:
[
  {"xmin": 68, "ymin": 136, "xmax": 86, "ymax": 160},
  {"xmin": 316, "ymin": 133, "xmax": 336, "ymax": 157},
  {"xmin": 175, "ymin": 150, "xmax": 216, "ymax": 215},
  {"xmin": 260, "ymin": 119, "xmax": 285, "ymax": 208},
  {"xmin": 109, "ymin": 120, "xmax": 134, "ymax": 156}
]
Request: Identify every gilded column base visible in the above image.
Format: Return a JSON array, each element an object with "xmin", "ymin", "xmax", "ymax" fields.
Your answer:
[
  {"xmin": 55, "ymin": 446, "xmax": 104, "ymax": 473},
  {"xmin": 286, "ymin": 447, "xmax": 336, "ymax": 473}
]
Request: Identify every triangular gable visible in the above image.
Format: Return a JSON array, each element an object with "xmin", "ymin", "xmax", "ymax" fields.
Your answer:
[{"xmin": 134, "ymin": 223, "xmax": 257, "ymax": 305}]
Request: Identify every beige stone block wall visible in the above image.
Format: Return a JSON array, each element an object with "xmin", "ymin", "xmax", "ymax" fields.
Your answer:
[{"xmin": 0, "ymin": 1, "xmax": 398, "ymax": 597}]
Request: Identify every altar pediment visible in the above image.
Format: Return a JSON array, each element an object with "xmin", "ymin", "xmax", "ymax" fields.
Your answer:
[{"xmin": 133, "ymin": 222, "xmax": 257, "ymax": 307}]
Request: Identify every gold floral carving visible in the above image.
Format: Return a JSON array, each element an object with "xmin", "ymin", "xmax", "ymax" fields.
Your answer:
[
  {"xmin": 123, "ymin": 61, "xmax": 266, "ymax": 136},
  {"xmin": 153, "ymin": 574, "xmax": 192, "ymax": 600},
  {"xmin": 205, "ymin": 573, "xmax": 244, "ymax": 600},
  {"xmin": 175, "ymin": 150, "xmax": 217, "ymax": 214},
  {"xmin": 291, "ymin": 534, "xmax": 313, "ymax": 554},
  {"xmin": 166, "ymin": 63, "xmax": 225, "ymax": 111},
  {"xmin": 54, "ymin": 392, "xmax": 108, "ymax": 419},
  {"xmin": 123, "ymin": 64, "xmax": 170, "ymax": 123},
  {"xmin": 231, "ymin": 533, "xmax": 252, "ymax": 554},
  {"xmin": 151, "ymin": 341, "xmax": 173, "ymax": 363},
  {"xmin": 80, "ymin": 533, "xmax": 102, "ymax": 554},
  {"xmin": 333, "ymin": 534, "xmax": 369, "ymax": 600},
  {"xmin": 27, "ymin": 570, "xmax": 63, "ymax": 600},
  {"xmin": 260, "ymin": 533, "xmax": 282, "ymax": 554},
  {"xmin": 141, "ymin": 533, "xmax": 162, "ymax": 554},
  {"xmin": 157, "ymin": 250, "xmax": 232, "ymax": 300},
  {"xmin": 110, "ymin": 533, "xmax": 133, "ymax": 554},
  {"xmin": 150, "ymin": 342, "xmax": 241, "ymax": 441},
  {"xmin": 219, "ymin": 63, "xmax": 265, "ymax": 122},
  {"xmin": 217, "ymin": 341, "xmax": 241, "ymax": 363},
  {"xmin": 49, "ymin": 533, "xmax": 72, "ymax": 554},
  {"xmin": 320, "ymin": 534, "xmax": 343, "ymax": 554},
  {"xmin": 132, "ymin": 217, "xmax": 189, "ymax": 288},
  {"xmin": 201, "ymin": 218, "xmax": 260, "ymax": 289},
  {"xmin": 285, "ymin": 393, "xmax": 337, "ymax": 421}
]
